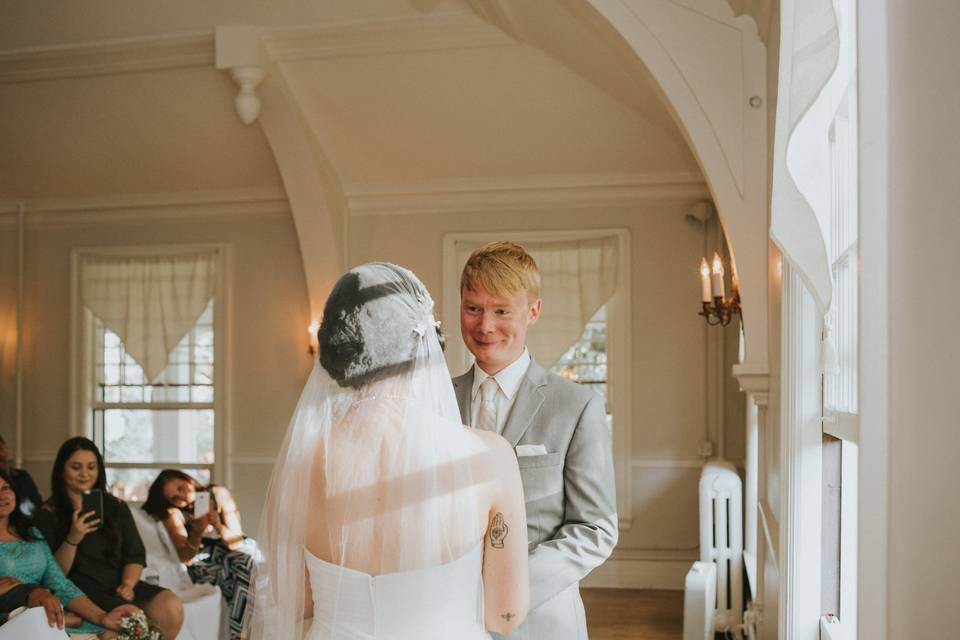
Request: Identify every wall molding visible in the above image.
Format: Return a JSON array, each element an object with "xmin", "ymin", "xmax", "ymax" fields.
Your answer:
[
  {"xmin": 631, "ymin": 458, "xmax": 705, "ymax": 469},
  {"xmin": 230, "ymin": 456, "xmax": 276, "ymax": 465},
  {"xmin": 0, "ymin": 11, "xmax": 510, "ymax": 84},
  {"xmin": 465, "ymin": 0, "xmax": 525, "ymax": 42},
  {"xmin": 262, "ymin": 11, "xmax": 513, "ymax": 62},
  {"xmin": 0, "ymin": 188, "xmax": 290, "ymax": 228},
  {"xmin": 347, "ymin": 172, "xmax": 708, "ymax": 217},
  {"xmin": 0, "ymin": 32, "xmax": 214, "ymax": 83}
]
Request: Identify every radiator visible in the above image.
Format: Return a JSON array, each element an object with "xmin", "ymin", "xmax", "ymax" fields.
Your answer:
[
  {"xmin": 697, "ymin": 461, "xmax": 744, "ymax": 637},
  {"xmin": 683, "ymin": 561, "xmax": 717, "ymax": 640}
]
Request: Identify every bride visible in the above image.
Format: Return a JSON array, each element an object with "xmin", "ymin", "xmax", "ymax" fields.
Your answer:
[{"xmin": 252, "ymin": 262, "xmax": 529, "ymax": 639}]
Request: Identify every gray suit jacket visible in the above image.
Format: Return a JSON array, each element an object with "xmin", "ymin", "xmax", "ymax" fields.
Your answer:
[{"xmin": 453, "ymin": 359, "xmax": 618, "ymax": 640}]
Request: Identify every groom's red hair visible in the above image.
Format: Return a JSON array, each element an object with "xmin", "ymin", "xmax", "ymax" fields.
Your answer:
[{"xmin": 460, "ymin": 241, "xmax": 540, "ymax": 303}]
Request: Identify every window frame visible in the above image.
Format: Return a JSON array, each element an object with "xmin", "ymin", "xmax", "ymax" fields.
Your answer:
[
  {"xmin": 442, "ymin": 228, "xmax": 632, "ymax": 529},
  {"xmin": 819, "ymin": 62, "xmax": 860, "ymax": 639},
  {"xmin": 69, "ymin": 243, "xmax": 232, "ymax": 489}
]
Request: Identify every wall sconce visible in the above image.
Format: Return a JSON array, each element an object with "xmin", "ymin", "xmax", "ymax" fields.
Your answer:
[
  {"xmin": 307, "ymin": 321, "xmax": 320, "ymax": 355},
  {"xmin": 699, "ymin": 252, "xmax": 741, "ymax": 327}
]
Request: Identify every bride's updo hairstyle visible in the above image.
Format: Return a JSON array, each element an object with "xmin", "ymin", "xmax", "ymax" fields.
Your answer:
[{"xmin": 318, "ymin": 262, "xmax": 442, "ymax": 388}]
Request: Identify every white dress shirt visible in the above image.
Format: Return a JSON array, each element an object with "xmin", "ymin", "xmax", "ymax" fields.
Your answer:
[{"xmin": 470, "ymin": 349, "xmax": 531, "ymax": 435}]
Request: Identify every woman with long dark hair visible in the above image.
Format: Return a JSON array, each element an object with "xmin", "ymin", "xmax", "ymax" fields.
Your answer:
[
  {"xmin": 34, "ymin": 437, "xmax": 183, "ymax": 639},
  {"xmin": 0, "ymin": 467, "xmax": 139, "ymax": 637},
  {"xmin": 142, "ymin": 469, "xmax": 253, "ymax": 639}
]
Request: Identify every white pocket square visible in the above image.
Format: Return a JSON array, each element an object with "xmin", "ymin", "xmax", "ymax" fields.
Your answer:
[{"xmin": 515, "ymin": 444, "xmax": 548, "ymax": 457}]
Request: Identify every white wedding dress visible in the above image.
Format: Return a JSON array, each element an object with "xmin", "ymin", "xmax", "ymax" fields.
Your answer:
[
  {"xmin": 252, "ymin": 264, "xmax": 496, "ymax": 640},
  {"xmin": 305, "ymin": 544, "xmax": 489, "ymax": 639}
]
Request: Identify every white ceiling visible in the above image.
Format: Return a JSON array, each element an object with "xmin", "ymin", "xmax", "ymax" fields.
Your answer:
[{"xmin": 0, "ymin": 0, "xmax": 774, "ymax": 204}]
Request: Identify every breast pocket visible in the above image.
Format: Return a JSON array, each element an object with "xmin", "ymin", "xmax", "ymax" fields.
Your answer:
[{"xmin": 517, "ymin": 452, "xmax": 564, "ymax": 503}]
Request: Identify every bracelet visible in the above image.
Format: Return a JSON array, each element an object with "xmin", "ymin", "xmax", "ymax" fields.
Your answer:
[{"xmin": 64, "ymin": 537, "xmax": 81, "ymax": 546}]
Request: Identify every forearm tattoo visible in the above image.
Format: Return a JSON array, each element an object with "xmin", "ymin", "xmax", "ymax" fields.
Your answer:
[
  {"xmin": 489, "ymin": 512, "xmax": 508, "ymax": 549},
  {"xmin": 501, "ymin": 612, "xmax": 516, "ymax": 622}
]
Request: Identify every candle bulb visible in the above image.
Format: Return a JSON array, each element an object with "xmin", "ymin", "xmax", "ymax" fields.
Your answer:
[
  {"xmin": 711, "ymin": 252, "xmax": 725, "ymax": 299},
  {"xmin": 699, "ymin": 258, "xmax": 712, "ymax": 303},
  {"xmin": 308, "ymin": 321, "xmax": 320, "ymax": 354}
]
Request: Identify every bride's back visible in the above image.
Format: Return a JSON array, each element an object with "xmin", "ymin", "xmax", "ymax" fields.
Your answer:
[{"xmin": 305, "ymin": 394, "xmax": 492, "ymax": 576}]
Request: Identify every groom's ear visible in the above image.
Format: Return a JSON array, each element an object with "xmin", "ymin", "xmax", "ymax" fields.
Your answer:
[{"xmin": 528, "ymin": 299, "xmax": 542, "ymax": 324}]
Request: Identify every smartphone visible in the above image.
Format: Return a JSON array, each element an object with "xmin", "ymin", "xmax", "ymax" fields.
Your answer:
[
  {"xmin": 81, "ymin": 489, "xmax": 103, "ymax": 528},
  {"xmin": 194, "ymin": 491, "xmax": 210, "ymax": 517}
]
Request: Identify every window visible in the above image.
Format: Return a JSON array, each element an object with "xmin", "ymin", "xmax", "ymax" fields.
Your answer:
[
  {"xmin": 71, "ymin": 247, "xmax": 226, "ymax": 501},
  {"xmin": 92, "ymin": 301, "xmax": 215, "ymax": 499},
  {"xmin": 821, "ymin": 34, "xmax": 859, "ymax": 639},
  {"xmin": 550, "ymin": 305, "xmax": 612, "ymax": 433}
]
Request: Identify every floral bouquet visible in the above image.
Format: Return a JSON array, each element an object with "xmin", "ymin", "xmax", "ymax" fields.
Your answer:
[{"xmin": 116, "ymin": 610, "xmax": 161, "ymax": 640}]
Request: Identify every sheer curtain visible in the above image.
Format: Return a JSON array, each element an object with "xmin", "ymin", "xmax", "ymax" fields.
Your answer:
[
  {"xmin": 454, "ymin": 236, "xmax": 618, "ymax": 368},
  {"xmin": 79, "ymin": 251, "xmax": 218, "ymax": 382},
  {"xmin": 771, "ymin": 0, "xmax": 855, "ymax": 315}
]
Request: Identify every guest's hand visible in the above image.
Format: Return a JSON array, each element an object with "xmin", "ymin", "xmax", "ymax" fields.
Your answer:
[
  {"xmin": 189, "ymin": 510, "xmax": 217, "ymax": 536},
  {"xmin": 99, "ymin": 604, "xmax": 140, "ymax": 630},
  {"xmin": 27, "ymin": 587, "xmax": 64, "ymax": 629},
  {"xmin": 0, "ymin": 576, "xmax": 21, "ymax": 596},
  {"xmin": 64, "ymin": 612, "xmax": 83, "ymax": 627},
  {"xmin": 115, "ymin": 581, "xmax": 136, "ymax": 601},
  {"xmin": 69, "ymin": 508, "xmax": 101, "ymax": 543}
]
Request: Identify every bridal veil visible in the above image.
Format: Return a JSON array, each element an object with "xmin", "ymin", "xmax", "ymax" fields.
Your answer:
[{"xmin": 251, "ymin": 263, "xmax": 488, "ymax": 638}]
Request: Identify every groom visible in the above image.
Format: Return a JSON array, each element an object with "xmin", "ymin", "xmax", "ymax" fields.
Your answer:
[{"xmin": 453, "ymin": 241, "xmax": 618, "ymax": 639}]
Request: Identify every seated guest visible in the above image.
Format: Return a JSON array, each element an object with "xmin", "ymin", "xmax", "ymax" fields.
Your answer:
[
  {"xmin": 142, "ymin": 470, "xmax": 253, "ymax": 640},
  {"xmin": 0, "ymin": 434, "xmax": 42, "ymax": 518},
  {"xmin": 0, "ymin": 468, "xmax": 139, "ymax": 638},
  {"xmin": 35, "ymin": 438, "xmax": 183, "ymax": 639}
]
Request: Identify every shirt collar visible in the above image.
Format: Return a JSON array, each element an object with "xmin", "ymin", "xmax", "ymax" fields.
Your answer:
[{"xmin": 471, "ymin": 348, "xmax": 531, "ymax": 401}]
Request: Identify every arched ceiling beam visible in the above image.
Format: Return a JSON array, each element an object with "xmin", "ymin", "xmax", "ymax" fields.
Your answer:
[
  {"xmin": 216, "ymin": 26, "xmax": 346, "ymax": 327},
  {"xmin": 563, "ymin": 0, "xmax": 770, "ymax": 372}
]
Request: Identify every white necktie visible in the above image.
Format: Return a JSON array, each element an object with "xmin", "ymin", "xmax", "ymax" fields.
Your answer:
[{"xmin": 475, "ymin": 377, "xmax": 499, "ymax": 432}]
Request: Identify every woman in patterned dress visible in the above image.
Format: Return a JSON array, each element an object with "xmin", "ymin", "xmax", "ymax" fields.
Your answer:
[{"xmin": 142, "ymin": 470, "xmax": 254, "ymax": 640}]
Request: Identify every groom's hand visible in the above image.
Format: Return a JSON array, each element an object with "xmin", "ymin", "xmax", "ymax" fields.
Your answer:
[{"xmin": 490, "ymin": 512, "xmax": 508, "ymax": 549}]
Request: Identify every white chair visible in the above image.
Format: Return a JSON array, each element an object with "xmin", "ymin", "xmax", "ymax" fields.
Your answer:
[{"xmin": 129, "ymin": 504, "xmax": 226, "ymax": 640}]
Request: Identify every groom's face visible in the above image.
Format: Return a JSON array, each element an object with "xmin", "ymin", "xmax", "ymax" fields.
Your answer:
[{"xmin": 460, "ymin": 285, "xmax": 541, "ymax": 375}]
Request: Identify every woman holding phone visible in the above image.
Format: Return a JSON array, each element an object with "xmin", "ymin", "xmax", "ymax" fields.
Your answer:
[
  {"xmin": 142, "ymin": 470, "xmax": 254, "ymax": 640},
  {"xmin": 35, "ymin": 438, "xmax": 183, "ymax": 639}
]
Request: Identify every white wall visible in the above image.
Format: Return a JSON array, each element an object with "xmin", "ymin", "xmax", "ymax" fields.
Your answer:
[
  {"xmin": 0, "ymin": 203, "xmax": 312, "ymax": 538},
  {"xmin": 882, "ymin": 2, "xmax": 960, "ymax": 636}
]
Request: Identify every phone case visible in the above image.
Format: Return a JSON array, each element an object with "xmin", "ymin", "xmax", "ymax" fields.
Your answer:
[
  {"xmin": 194, "ymin": 491, "xmax": 210, "ymax": 517},
  {"xmin": 81, "ymin": 490, "xmax": 103, "ymax": 526}
]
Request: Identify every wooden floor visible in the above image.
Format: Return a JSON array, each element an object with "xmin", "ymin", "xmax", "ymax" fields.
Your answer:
[{"xmin": 583, "ymin": 588, "xmax": 683, "ymax": 640}]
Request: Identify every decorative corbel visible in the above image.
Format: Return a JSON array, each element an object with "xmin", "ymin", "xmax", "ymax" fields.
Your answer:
[
  {"xmin": 215, "ymin": 26, "xmax": 265, "ymax": 126},
  {"xmin": 229, "ymin": 66, "xmax": 265, "ymax": 125}
]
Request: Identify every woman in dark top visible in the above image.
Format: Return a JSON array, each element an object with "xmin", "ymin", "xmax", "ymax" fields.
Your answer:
[
  {"xmin": 0, "ymin": 467, "xmax": 140, "ymax": 637},
  {"xmin": 35, "ymin": 437, "xmax": 183, "ymax": 639},
  {"xmin": 143, "ymin": 469, "xmax": 254, "ymax": 639}
]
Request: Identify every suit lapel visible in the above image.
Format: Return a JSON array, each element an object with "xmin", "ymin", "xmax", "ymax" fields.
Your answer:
[
  {"xmin": 500, "ymin": 359, "xmax": 548, "ymax": 447},
  {"xmin": 451, "ymin": 369, "xmax": 474, "ymax": 426}
]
